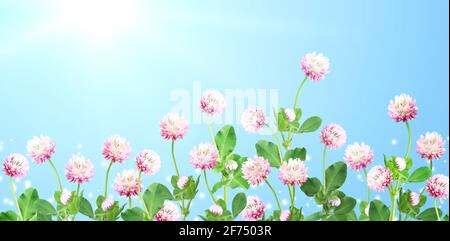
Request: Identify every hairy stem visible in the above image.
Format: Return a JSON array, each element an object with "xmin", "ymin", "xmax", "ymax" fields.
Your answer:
[
  {"xmin": 404, "ymin": 122, "xmax": 411, "ymax": 158},
  {"xmin": 10, "ymin": 177, "xmax": 23, "ymax": 221},
  {"xmin": 171, "ymin": 140, "xmax": 180, "ymax": 177},
  {"xmin": 138, "ymin": 172, "xmax": 150, "ymax": 219},
  {"xmin": 48, "ymin": 159, "xmax": 63, "ymax": 193},
  {"xmin": 292, "ymin": 185, "xmax": 296, "ymax": 208},
  {"xmin": 266, "ymin": 124, "xmax": 283, "ymax": 164},
  {"xmin": 390, "ymin": 181, "xmax": 400, "ymax": 221},
  {"xmin": 204, "ymin": 170, "xmax": 216, "ymax": 203},
  {"xmin": 265, "ymin": 180, "xmax": 281, "ymax": 210},
  {"xmin": 104, "ymin": 162, "xmax": 113, "ymax": 197},
  {"xmin": 224, "ymin": 185, "xmax": 228, "ymax": 208},
  {"xmin": 293, "ymin": 76, "xmax": 308, "ymax": 110},
  {"xmin": 322, "ymin": 145, "xmax": 327, "ymax": 188},
  {"xmin": 287, "ymin": 185, "xmax": 294, "ymax": 209},
  {"xmin": 72, "ymin": 183, "xmax": 81, "ymax": 221},
  {"xmin": 434, "ymin": 198, "xmax": 440, "ymax": 221},
  {"xmin": 363, "ymin": 168, "xmax": 370, "ymax": 203},
  {"xmin": 206, "ymin": 115, "xmax": 216, "ymax": 147}
]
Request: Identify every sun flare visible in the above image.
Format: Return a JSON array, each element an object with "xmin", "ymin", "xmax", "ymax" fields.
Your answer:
[{"xmin": 52, "ymin": 0, "xmax": 141, "ymax": 42}]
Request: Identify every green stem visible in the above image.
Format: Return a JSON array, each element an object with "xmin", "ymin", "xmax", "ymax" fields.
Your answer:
[
  {"xmin": 206, "ymin": 115, "xmax": 216, "ymax": 147},
  {"xmin": 405, "ymin": 213, "xmax": 410, "ymax": 221},
  {"xmin": 76, "ymin": 183, "xmax": 81, "ymax": 197},
  {"xmin": 71, "ymin": 183, "xmax": 81, "ymax": 221},
  {"xmin": 224, "ymin": 185, "xmax": 228, "ymax": 208},
  {"xmin": 129, "ymin": 197, "xmax": 132, "ymax": 209},
  {"xmin": 390, "ymin": 181, "xmax": 400, "ymax": 221},
  {"xmin": 203, "ymin": 170, "xmax": 216, "ymax": 203},
  {"xmin": 169, "ymin": 142, "xmax": 186, "ymax": 220},
  {"xmin": 265, "ymin": 180, "xmax": 281, "ymax": 210},
  {"xmin": 104, "ymin": 162, "xmax": 113, "ymax": 197},
  {"xmin": 280, "ymin": 131, "xmax": 288, "ymax": 149},
  {"xmin": 291, "ymin": 185, "xmax": 296, "ymax": 208},
  {"xmin": 398, "ymin": 187, "xmax": 403, "ymax": 221},
  {"xmin": 171, "ymin": 140, "xmax": 180, "ymax": 177},
  {"xmin": 285, "ymin": 76, "xmax": 308, "ymax": 150},
  {"xmin": 180, "ymin": 197, "xmax": 187, "ymax": 221},
  {"xmin": 322, "ymin": 145, "xmax": 327, "ymax": 188},
  {"xmin": 187, "ymin": 198, "xmax": 194, "ymax": 211},
  {"xmin": 287, "ymin": 185, "xmax": 294, "ymax": 208},
  {"xmin": 138, "ymin": 172, "xmax": 150, "ymax": 219},
  {"xmin": 181, "ymin": 203, "xmax": 187, "ymax": 221},
  {"xmin": 429, "ymin": 159, "xmax": 433, "ymax": 172},
  {"xmin": 266, "ymin": 124, "xmax": 283, "ymax": 164},
  {"xmin": 434, "ymin": 198, "xmax": 440, "ymax": 221},
  {"xmin": 293, "ymin": 76, "xmax": 308, "ymax": 110},
  {"xmin": 404, "ymin": 122, "xmax": 411, "ymax": 159},
  {"xmin": 48, "ymin": 159, "xmax": 63, "ymax": 192},
  {"xmin": 10, "ymin": 177, "xmax": 23, "ymax": 221},
  {"xmin": 363, "ymin": 168, "xmax": 370, "ymax": 203}
]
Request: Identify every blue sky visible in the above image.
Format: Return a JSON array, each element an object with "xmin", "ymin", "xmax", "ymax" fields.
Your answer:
[{"xmin": 0, "ymin": 0, "xmax": 448, "ymax": 220}]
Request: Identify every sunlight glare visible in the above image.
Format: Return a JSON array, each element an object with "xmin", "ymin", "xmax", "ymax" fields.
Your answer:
[{"xmin": 53, "ymin": 0, "xmax": 141, "ymax": 43}]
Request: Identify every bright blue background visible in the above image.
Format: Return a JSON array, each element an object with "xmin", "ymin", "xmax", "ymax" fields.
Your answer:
[{"xmin": 0, "ymin": 0, "xmax": 448, "ymax": 220}]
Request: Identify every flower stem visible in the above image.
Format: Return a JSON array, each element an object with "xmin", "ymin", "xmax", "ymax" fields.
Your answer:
[
  {"xmin": 206, "ymin": 115, "xmax": 216, "ymax": 147},
  {"xmin": 129, "ymin": 197, "xmax": 133, "ymax": 209},
  {"xmin": 10, "ymin": 177, "xmax": 23, "ymax": 221},
  {"xmin": 104, "ymin": 162, "xmax": 113, "ymax": 197},
  {"xmin": 363, "ymin": 168, "xmax": 370, "ymax": 203},
  {"xmin": 224, "ymin": 185, "xmax": 228, "ymax": 208},
  {"xmin": 203, "ymin": 170, "xmax": 216, "ymax": 203},
  {"xmin": 285, "ymin": 75, "xmax": 308, "ymax": 150},
  {"xmin": 169, "ymin": 142, "xmax": 187, "ymax": 220},
  {"xmin": 287, "ymin": 185, "xmax": 294, "ymax": 207},
  {"xmin": 76, "ymin": 183, "xmax": 81, "ymax": 197},
  {"xmin": 434, "ymin": 198, "xmax": 440, "ymax": 221},
  {"xmin": 266, "ymin": 124, "xmax": 283, "ymax": 164},
  {"xmin": 404, "ymin": 122, "xmax": 411, "ymax": 159},
  {"xmin": 293, "ymin": 76, "xmax": 308, "ymax": 110},
  {"xmin": 390, "ymin": 181, "xmax": 400, "ymax": 221},
  {"xmin": 265, "ymin": 180, "xmax": 281, "ymax": 210},
  {"xmin": 48, "ymin": 159, "xmax": 63, "ymax": 192},
  {"xmin": 138, "ymin": 172, "xmax": 150, "ymax": 219},
  {"xmin": 171, "ymin": 140, "xmax": 180, "ymax": 177},
  {"xmin": 322, "ymin": 145, "xmax": 327, "ymax": 188},
  {"xmin": 429, "ymin": 159, "xmax": 433, "ymax": 172},
  {"xmin": 291, "ymin": 185, "xmax": 296, "ymax": 208},
  {"xmin": 71, "ymin": 183, "xmax": 81, "ymax": 221}
]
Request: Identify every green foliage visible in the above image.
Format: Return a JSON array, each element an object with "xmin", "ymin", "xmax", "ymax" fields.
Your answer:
[
  {"xmin": 255, "ymin": 140, "xmax": 281, "ymax": 167},
  {"xmin": 35, "ymin": 199, "xmax": 57, "ymax": 216},
  {"xmin": 121, "ymin": 207, "xmax": 146, "ymax": 221},
  {"xmin": 232, "ymin": 192, "xmax": 247, "ymax": 218},
  {"xmin": 325, "ymin": 162, "xmax": 347, "ymax": 192},
  {"xmin": 94, "ymin": 195, "xmax": 125, "ymax": 221},
  {"xmin": 300, "ymin": 177, "xmax": 321, "ymax": 197},
  {"xmin": 277, "ymin": 108, "xmax": 302, "ymax": 132},
  {"xmin": 284, "ymin": 147, "xmax": 307, "ymax": 161},
  {"xmin": 215, "ymin": 125, "xmax": 237, "ymax": 160},
  {"xmin": 79, "ymin": 197, "xmax": 94, "ymax": 219},
  {"xmin": 0, "ymin": 211, "xmax": 18, "ymax": 221},
  {"xmin": 299, "ymin": 116, "xmax": 322, "ymax": 133},
  {"xmin": 369, "ymin": 200, "xmax": 390, "ymax": 221},
  {"xmin": 18, "ymin": 188, "xmax": 39, "ymax": 220},
  {"xmin": 416, "ymin": 208, "xmax": 442, "ymax": 221},
  {"xmin": 334, "ymin": 197, "xmax": 357, "ymax": 215},
  {"xmin": 143, "ymin": 183, "xmax": 174, "ymax": 218},
  {"xmin": 407, "ymin": 167, "xmax": 432, "ymax": 183},
  {"xmin": 171, "ymin": 176, "xmax": 201, "ymax": 200}
]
